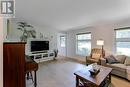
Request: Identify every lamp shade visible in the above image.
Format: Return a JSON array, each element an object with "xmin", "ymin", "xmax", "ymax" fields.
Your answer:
[{"xmin": 97, "ymin": 39, "xmax": 104, "ymax": 46}]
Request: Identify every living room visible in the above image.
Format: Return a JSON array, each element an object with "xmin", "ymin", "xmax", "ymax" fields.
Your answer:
[{"xmin": 1, "ymin": 0, "xmax": 130, "ymax": 87}]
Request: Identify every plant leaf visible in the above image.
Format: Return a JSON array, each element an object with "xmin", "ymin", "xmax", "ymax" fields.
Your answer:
[{"xmin": 17, "ymin": 28, "xmax": 23, "ymax": 31}]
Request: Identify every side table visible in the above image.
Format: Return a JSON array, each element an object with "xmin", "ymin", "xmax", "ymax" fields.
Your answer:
[{"xmin": 25, "ymin": 56, "xmax": 38, "ymax": 87}]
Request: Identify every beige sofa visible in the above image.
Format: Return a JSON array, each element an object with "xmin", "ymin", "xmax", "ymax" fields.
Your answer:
[{"xmin": 100, "ymin": 55, "xmax": 130, "ymax": 80}]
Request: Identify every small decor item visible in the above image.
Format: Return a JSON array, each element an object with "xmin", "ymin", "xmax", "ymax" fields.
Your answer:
[
  {"xmin": 89, "ymin": 63, "xmax": 100, "ymax": 76},
  {"xmin": 17, "ymin": 22, "xmax": 36, "ymax": 42},
  {"xmin": 39, "ymin": 33, "xmax": 43, "ymax": 38}
]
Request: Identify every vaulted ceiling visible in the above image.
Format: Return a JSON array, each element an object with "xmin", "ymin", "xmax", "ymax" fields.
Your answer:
[{"xmin": 15, "ymin": 0, "xmax": 130, "ymax": 31}]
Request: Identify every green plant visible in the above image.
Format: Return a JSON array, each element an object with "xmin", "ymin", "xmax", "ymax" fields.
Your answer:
[
  {"xmin": 17, "ymin": 22, "xmax": 36, "ymax": 42},
  {"xmin": 54, "ymin": 49, "xmax": 58, "ymax": 57}
]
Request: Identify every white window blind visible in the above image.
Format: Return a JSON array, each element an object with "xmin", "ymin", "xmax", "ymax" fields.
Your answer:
[
  {"xmin": 76, "ymin": 33, "xmax": 91, "ymax": 56},
  {"xmin": 115, "ymin": 28, "xmax": 130, "ymax": 56}
]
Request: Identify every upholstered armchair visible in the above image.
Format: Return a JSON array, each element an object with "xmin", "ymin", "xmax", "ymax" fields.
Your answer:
[{"xmin": 86, "ymin": 48, "xmax": 105, "ymax": 65}]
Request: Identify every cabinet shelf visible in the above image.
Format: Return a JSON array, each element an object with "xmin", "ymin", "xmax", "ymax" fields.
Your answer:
[{"xmin": 27, "ymin": 52, "xmax": 55, "ymax": 63}]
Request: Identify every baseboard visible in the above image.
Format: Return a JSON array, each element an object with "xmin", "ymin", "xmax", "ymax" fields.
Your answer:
[{"xmin": 66, "ymin": 57, "xmax": 86, "ymax": 64}]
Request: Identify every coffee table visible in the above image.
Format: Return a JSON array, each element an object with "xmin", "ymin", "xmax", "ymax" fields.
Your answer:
[{"xmin": 74, "ymin": 65, "xmax": 112, "ymax": 87}]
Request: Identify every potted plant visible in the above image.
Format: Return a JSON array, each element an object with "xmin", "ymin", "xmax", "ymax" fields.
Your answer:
[
  {"xmin": 17, "ymin": 22, "xmax": 36, "ymax": 42},
  {"xmin": 53, "ymin": 49, "xmax": 58, "ymax": 59}
]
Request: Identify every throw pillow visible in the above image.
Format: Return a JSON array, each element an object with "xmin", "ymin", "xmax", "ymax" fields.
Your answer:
[
  {"xmin": 124, "ymin": 56, "xmax": 130, "ymax": 66},
  {"xmin": 105, "ymin": 55, "xmax": 119, "ymax": 64},
  {"xmin": 115, "ymin": 55, "xmax": 126, "ymax": 64},
  {"xmin": 110, "ymin": 61, "xmax": 120, "ymax": 64},
  {"xmin": 92, "ymin": 53, "xmax": 101, "ymax": 59}
]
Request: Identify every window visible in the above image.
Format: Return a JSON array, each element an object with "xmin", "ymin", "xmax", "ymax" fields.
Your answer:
[
  {"xmin": 76, "ymin": 33, "xmax": 91, "ymax": 56},
  {"xmin": 115, "ymin": 28, "xmax": 130, "ymax": 56},
  {"xmin": 60, "ymin": 36, "xmax": 66, "ymax": 47}
]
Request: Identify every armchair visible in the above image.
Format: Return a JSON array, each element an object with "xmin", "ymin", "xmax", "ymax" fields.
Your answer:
[{"xmin": 86, "ymin": 48, "xmax": 105, "ymax": 65}]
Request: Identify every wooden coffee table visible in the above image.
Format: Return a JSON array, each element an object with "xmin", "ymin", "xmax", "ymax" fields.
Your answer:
[{"xmin": 74, "ymin": 65, "xmax": 112, "ymax": 87}]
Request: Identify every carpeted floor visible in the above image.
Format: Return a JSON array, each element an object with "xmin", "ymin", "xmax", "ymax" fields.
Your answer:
[{"xmin": 26, "ymin": 57, "xmax": 130, "ymax": 87}]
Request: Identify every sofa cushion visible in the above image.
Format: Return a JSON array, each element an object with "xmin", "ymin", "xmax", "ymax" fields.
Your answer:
[
  {"xmin": 124, "ymin": 56, "xmax": 130, "ymax": 66},
  {"xmin": 107, "ymin": 63, "xmax": 126, "ymax": 72},
  {"xmin": 105, "ymin": 55, "xmax": 119, "ymax": 64},
  {"xmin": 92, "ymin": 53, "xmax": 101, "ymax": 59},
  {"xmin": 115, "ymin": 55, "xmax": 126, "ymax": 64},
  {"xmin": 87, "ymin": 58, "xmax": 99, "ymax": 62}
]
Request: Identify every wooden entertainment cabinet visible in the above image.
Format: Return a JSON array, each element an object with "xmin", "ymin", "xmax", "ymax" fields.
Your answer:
[{"xmin": 27, "ymin": 51, "xmax": 55, "ymax": 63}]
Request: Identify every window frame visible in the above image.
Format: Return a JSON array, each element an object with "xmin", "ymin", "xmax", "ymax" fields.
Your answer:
[
  {"xmin": 115, "ymin": 27, "xmax": 130, "ymax": 56},
  {"xmin": 76, "ymin": 32, "xmax": 91, "ymax": 56}
]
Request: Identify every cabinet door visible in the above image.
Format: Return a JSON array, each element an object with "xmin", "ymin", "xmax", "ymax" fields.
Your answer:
[{"xmin": 4, "ymin": 43, "xmax": 25, "ymax": 87}]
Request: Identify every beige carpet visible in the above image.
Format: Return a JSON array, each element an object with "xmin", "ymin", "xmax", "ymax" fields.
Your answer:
[
  {"xmin": 109, "ymin": 75, "xmax": 130, "ymax": 87},
  {"xmin": 26, "ymin": 57, "xmax": 130, "ymax": 87}
]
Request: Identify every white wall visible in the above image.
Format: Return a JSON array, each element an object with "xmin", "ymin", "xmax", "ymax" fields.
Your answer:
[
  {"xmin": 0, "ymin": 17, "xmax": 3, "ymax": 87},
  {"xmin": 3, "ymin": 19, "xmax": 7, "ymax": 41},
  {"xmin": 66, "ymin": 19, "xmax": 130, "ymax": 62},
  {"xmin": 5, "ymin": 18, "xmax": 58, "ymax": 54}
]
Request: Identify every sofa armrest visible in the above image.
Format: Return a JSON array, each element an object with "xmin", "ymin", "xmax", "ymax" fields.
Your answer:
[
  {"xmin": 86, "ymin": 56, "xmax": 91, "ymax": 65},
  {"xmin": 126, "ymin": 66, "xmax": 130, "ymax": 80},
  {"xmin": 86, "ymin": 56, "xmax": 91, "ymax": 58},
  {"xmin": 126, "ymin": 66, "xmax": 130, "ymax": 73},
  {"xmin": 100, "ymin": 58, "xmax": 107, "ymax": 66}
]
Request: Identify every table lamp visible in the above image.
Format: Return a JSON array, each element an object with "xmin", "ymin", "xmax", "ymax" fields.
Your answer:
[{"xmin": 97, "ymin": 39, "xmax": 104, "ymax": 57}]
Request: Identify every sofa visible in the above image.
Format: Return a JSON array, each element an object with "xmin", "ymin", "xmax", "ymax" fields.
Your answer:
[{"xmin": 100, "ymin": 55, "xmax": 130, "ymax": 80}]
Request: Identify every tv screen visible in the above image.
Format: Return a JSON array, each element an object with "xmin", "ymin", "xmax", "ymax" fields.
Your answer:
[{"xmin": 31, "ymin": 41, "xmax": 49, "ymax": 52}]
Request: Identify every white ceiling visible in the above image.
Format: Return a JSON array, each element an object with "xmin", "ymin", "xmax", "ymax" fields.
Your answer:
[{"xmin": 15, "ymin": 0, "xmax": 130, "ymax": 31}]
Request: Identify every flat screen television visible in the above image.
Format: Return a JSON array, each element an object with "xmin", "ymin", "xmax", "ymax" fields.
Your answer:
[{"xmin": 31, "ymin": 41, "xmax": 49, "ymax": 52}]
